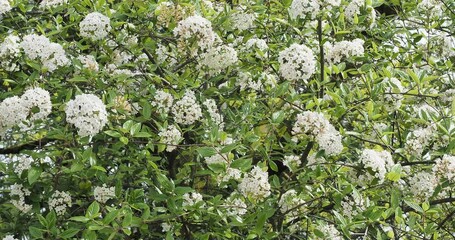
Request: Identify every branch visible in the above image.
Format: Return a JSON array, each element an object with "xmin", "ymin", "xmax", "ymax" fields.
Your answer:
[
  {"xmin": 141, "ymin": 48, "xmax": 166, "ymax": 79},
  {"xmin": 0, "ymin": 138, "xmax": 56, "ymax": 154},
  {"xmin": 300, "ymin": 141, "xmax": 314, "ymax": 165}
]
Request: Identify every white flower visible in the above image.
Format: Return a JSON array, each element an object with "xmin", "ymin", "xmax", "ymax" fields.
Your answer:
[
  {"xmin": 316, "ymin": 223, "xmax": 342, "ymax": 240},
  {"xmin": 324, "ymin": 38, "xmax": 364, "ymax": 64},
  {"xmin": 158, "ymin": 125, "xmax": 182, "ymax": 152},
  {"xmin": 203, "ymin": 99, "xmax": 224, "ymax": 129},
  {"xmin": 359, "ymin": 149, "xmax": 394, "ymax": 183},
  {"xmin": 173, "ymin": 15, "xmax": 216, "ymax": 53},
  {"xmin": 278, "ymin": 43, "xmax": 316, "ymax": 83},
  {"xmin": 405, "ymin": 125, "xmax": 435, "ymax": 156},
  {"xmin": 381, "ymin": 77, "xmax": 404, "ymax": 110},
  {"xmin": 197, "ymin": 45, "xmax": 238, "ymax": 76},
  {"xmin": 182, "ymin": 192, "xmax": 203, "ymax": 207},
  {"xmin": 0, "ymin": 0, "xmax": 12, "ymax": 15},
  {"xmin": 77, "ymin": 55, "xmax": 99, "ymax": 71},
  {"xmin": 49, "ymin": 190, "xmax": 72, "ymax": 216},
  {"xmin": 225, "ymin": 194, "xmax": 247, "ymax": 216},
  {"xmin": 283, "ymin": 155, "xmax": 301, "ymax": 172},
  {"xmin": 65, "ymin": 94, "xmax": 108, "ymax": 137},
  {"xmin": 433, "ymin": 155, "xmax": 455, "ymax": 183},
  {"xmin": 171, "ymin": 90, "xmax": 202, "ymax": 125},
  {"xmin": 0, "ymin": 35, "xmax": 21, "ymax": 71},
  {"xmin": 278, "ymin": 189, "xmax": 304, "ymax": 218},
  {"xmin": 161, "ymin": 222, "xmax": 172, "ymax": 232},
  {"xmin": 21, "ymin": 34, "xmax": 69, "ymax": 72},
  {"xmin": 345, "ymin": 0, "xmax": 364, "ymax": 24},
  {"xmin": 152, "ymin": 90, "xmax": 174, "ymax": 114},
  {"xmin": 79, "ymin": 12, "xmax": 112, "ymax": 41},
  {"xmin": 238, "ymin": 166, "xmax": 271, "ymax": 201},
  {"xmin": 230, "ymin": 12, "xmax": 256, "ymax": 31},
  {"xmin": 12, "ymin": 155, "xmax": 33, "ymax": 175},
  {"xmin": 94, "ymin": 184, "xmax": 115, "ymax": 203},
  {"xmin": 40, "ymin": 0, "xmax": 67, "ymax": 8},
  {"xmin": 409, "ymin": 171, "xmax": 437, "ymax": 200},
  {"xmin": 21, "ymin": 87, "xmax": 52, "ymax": 121},
  {"xmin": 10, "ymin": 183, "xmax": 32, "ymax": 213},
  {"xmin": 244, "ymin": 37, "xmax": 268, "ymax": 59},
  {"xmin": 0, "ymin": 96, "xmax": 28, "ymax": 135},
  {"xmin": 289, "ymin": 0, "xmax": 320, "ymax": 20},
  {"xmin": 2, "ymin": 235, "xmax": 19, "ymax": 240}
]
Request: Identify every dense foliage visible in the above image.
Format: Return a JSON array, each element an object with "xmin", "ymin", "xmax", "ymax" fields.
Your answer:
[{"xmin": 1, "ymin": 0, "xmax": 455, "ymax": 239}]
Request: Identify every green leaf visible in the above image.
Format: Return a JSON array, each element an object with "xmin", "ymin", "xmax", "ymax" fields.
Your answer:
[
  {"xmin": 197, "ymin": 147, "xmax": 217, "ymax": 157},
  {"xmin": 60, "ymin": 228, "xmax": 80, "ymax": 239},
  {"xmin": 105, "ymin": 130, "xmax": 122, "ymax": 138},
  {"xmin": 133, "ymin": 132, "xmax": 152, "ymax": 138},
  {"xmin": 29, "ymin": 226, "xmax": 44, "ymax": 239},
  {"xmin": 220, "ymin": 143, "xmax": 237, "ymax": 154},
  {"xmin": 86, "ymin": 201, "xmax": 100, "ymax": 219},
  {"xmin": 130, "ymin": 122, "xmax": 142, "ymax": 136},
  {"xmin": 230, "ymin": 158, "xmax": 252, "ymax": 170},
  {"xmin": 38, "ymin": 214, "xmax": 48, "ymax": 228},
  {"xmin": 122, "ymin": 212, "xmax": 132, "ymax": 227},
  {"xmin": 28, "ymin": 167, "xmax": 42, "ymax": 185},
  {"xmin": 386, "ymin": 164, "xmax": 402, "ymax": 182},
  {"xmin": 46, "ymin": 211, "xmax": 57, "ymax": 229},
  {"xmin": 70, "ymin": 216, "xmax": 90, "ymax": 223},
  {"xmin": 88, "ymin": 225, "xmax": 105, "ymax": 231},
  {"xmin": 103, "ymin": 209, "xmax": 120, "ymax": 225},
  {"xmin": 120, "ymin": 136, "xmax": 129, "ymax": 145},
  {"xmin": 404, "ymin": 199, "xmax": 424, "ymax": 213}
]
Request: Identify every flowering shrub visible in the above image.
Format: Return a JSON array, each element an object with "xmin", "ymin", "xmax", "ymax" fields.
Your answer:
[{"xmin": 1, "ymin": 0, "xmax": 455, "ymax": 239}]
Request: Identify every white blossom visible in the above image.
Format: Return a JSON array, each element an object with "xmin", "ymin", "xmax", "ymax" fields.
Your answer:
[
  {"xmin": 238, "ymin": 166, "xmax": 271, "ymax": 201},
  {"xmin": 409, "ymin": 172, "xmax": 437, "ymax": 200},
  {"xmin": 433, "ymin": 155, "xmax": 455, "ymax": 183},
  {"xmin": 158, "ymin": 125, "xmax": 182, "ymax": 152},
  {"xmin": 283, "ymin": 155, "xmax": 301, "ymax": 172},
  {"xmin": 79, "ymin": 12, "xmax": 112, "ymax": 41},
  {"xmin": 230, "ymin": 12, "xmax": 256, "ymax": 31},
  {"xmin": 152, "ymin": 90, "xmax": 174, "ymax": 114},
  {"xmin": 316, "ymin": 223, "xmax": 342, "ymax": 240},
  {"xmin": 324, "ymin": 39, "xmax": 364, "ymax": 64},
  {"xmin": 10, "ymin": 183, "xmax": 32, "ymax": 213},
  {"xmin": 244, "ymin": 37, "xmax": 268, "ymax": 59},
  {"xmin": 0, "ymin": 96, "xmax": 28, "ymax": 135},
  {"xmin": 21, "ymin": 34, "xmax": 69, "ymax": 72},
  {"xmin": 0, "ymin": 35, "xmax": 21, "ymax": 71},
  {"xmin": 345, "ymin": 0, "xmax": 364, "ymax": 24},
  {"xmin": 203, "ymin": 99, "xmax": 224, "ymax": 129},
  {"xmin": 182, "ymin": 192, "xmax": 203, "ymax": 207},
  {"xmin": 382, "ymin": 77, "xmax": 404, "ymax": 110},
  {"xmin": 171, "ymin": 90, "xmax": 202, "ymax": 125},
  {"xmin": 12, "ymin": 155, "xmax": 33, "ymax": 175},
  {"xmin": 197, "ymin": 45, "xmax": 238, "ymax": 76},
  {"xmin": 2, "ymin": 235, "xmax": 18, "ymax": 240},
  {"xmin": 278, "ymin": 189, "xmax": 304, "ymax": 219},
  {"xmin": 278, "ymin": 43, "xmax": 316, "ymax": 83},
  {"xmin": 65, "ymin": 94, "xmax": 108, "ymax": 137},
  {"xmin": 225, "ymin": 195, "xmax": 248, "ymax": 216},
  {"xmin": 40, "ymin": 0, "xmax": 67, "ymax": 8},
  {"xmin": 94, "ymin": 184, "xmax": 115, "ymax": 203},
  {"xmin": 359, "ymin": 149, "xmax": 394, "ymax": 183},
  {"xmin": 49, "ymin": 190, "xmax": 72, "ymax": 216},
  {"xmin": 21, "ymin": 87, "xmax": 52, "ymax": 121},
  {"xmin": 77, "ymin": 55, "xmax": 99, "ymax": 71},
  {"xmin": 0, "ymin": 0, "xmax": 12, "ymax": 15},
  {"xmin": 405, "ymin": 125, "xmax": 436, "ymax": 156},
  {"xmin": 173, "ymin": 15, "xmax": 216, "ymax": 54}
]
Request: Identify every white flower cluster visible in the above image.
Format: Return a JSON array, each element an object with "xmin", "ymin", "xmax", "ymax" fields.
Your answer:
[
  {"xmin": 345, "ymin": 0, "xmax": 364, "ymax": 24},
  {"xmin": 0, "ymin": 87, "xmax": 52, "ymax": 136},
  {"xmin": 0, "ymin": 96, "xmax": 27, "ymax": 135},
  {"xmin": 12, "ymin": 155, "xmax": 33, "ymax": 175},
  {"xmin": 173, "ymin": 15, "xmax": 216, "ymax": 54},
  {"xmin": 94, "ymin": 184, "xmax": 115, "ymax": 203},
  {"xmin": 40, "ymin": 0, "xmax": 67, "ymax": 8},
  {"xmin": 152, "ymin": 90, "xmax": 174, "ymax": 114},
  {"xmin": 409, "ymin": 172, "xmax": 437, "ymax": 200},
  {"xmin": 65, "ymin": 94, "xmax": 108, "ymax": 137},
  {"xmin": 203, "ymin": 99, "xmax": 224, "ymax": 129},
  {"xmin": 155, "ymin": 1, "xmax": 193, "ymax": 29},
  {"xmin": 359, "ymin": 149, "xmax": 394, "ymax": 183},
  {"xmin": 21, "ymin": 34, "xmax": 70, "ymax": 72},
  {"xmin": 77, "ymin": 55, "xmax": 99, "ymax": 72},
  {"xmin": 230, "ymin": 12, "xmax": 256, "ymax": 31},
  {"xmin": 278, "ymin": 189, "xmax": 304, "ymax": 219},
  {"xmin": 79, "ymin": 12, "xmax": 112, "ymax": 41},
  {"xmin": 382, "ymin": 77, "xmax": 404, "ymax": 111},
  {"xmin": 217, "ymin": 167, "xmax": 242, "ymax": 184},
  {"xmin": 441, "ymin": 36, "xmax": 455, "ymax": 58},
  {"xmin": 171, "ymin": 90, "xmax": 202, "ymax": 125},
  {"xmin": 324, "ymin": 38, "xmax": 364, "ymax": 64},
  {"xmin": 306, "ymin": 153, "xmax": 325, "ymax": 170},
  {"xmin": 197, "ymin": 45, "xmax": 238, "ymax": 76},
  {"xmin": 236, "ymin": 71, "xmax": 262, "ymax": 92},
  {"xmin": 316, "ymin": 223, "xmax": 342, "ymax": 240},
  {"xmin": 225, "ymin": 194, "xmax": 248, "ymax": 216},
  {"xmin": 156, "ymin": 44, "xmax": 177, "ymax": 66},
  {"xmin": 433, "ymin": 155, "xmax": 455, "ymax": 182},
  {"xmin": 10, "ymin": 183, "xmax": 32, "ymax": 213},
  {"xmin": 49, "ymin": 190, "xmax": 72, "ymax": 216},
  {"xmin": 289, "ymin": 0, "xmax": 340, "ymax": 20},
  {"xmin": 238, "ymin": 166, "xmax": 271, "ymax": 201},
  {"xmin": 158, "ymin": 125, "xmax": 182, "ymax": 152},
  {"xmin": 292, "ymin": 111, "xmax": 343, "ymax": 156},
  {"xmin": 2, "ymin": 235, "xmax": 18, "ymax": 240},
  {"xmin": 441, "ymin": 89, "xmax": 455, "ymax": 103},
  {"xmin": 21, "ymin": 87, "xmax": 52, "ymax": 121},
  {"xmin": 341, "ymin": 192, "xmax": 367, "ymax": 219},
  {"xmin": 405, "ymin": 125, "xmax": 436, "ymax": 156},
  {"xmin": 244, "ymin": 37, "xmax": 268, "ymax": 59},
  {"xmin": 182, "ymin": 192, "xmax": 203, "ymax": 207},
  {"xmin": 417, "ymin": 0, "xmax": 443, "ymax": 18},
  {"xmin": 278, "ymin": 43, "xmax": 316, "ymax": 83},
  {"xmin": 0, "ymin": 0, "xmax": 12, "ymax": 15},
  {"xmin": 0, "ymin": 35, "xmax": 21, "ymax": 71},
  {"xmin": 283, "ymin": 155, "xmax": 301, "ymax": 172}
]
